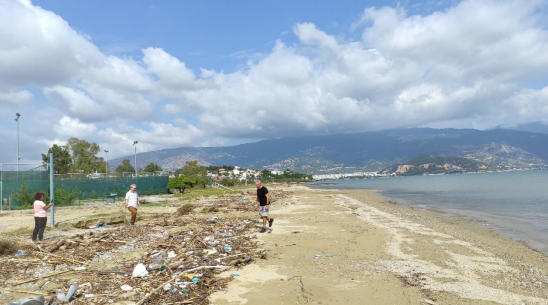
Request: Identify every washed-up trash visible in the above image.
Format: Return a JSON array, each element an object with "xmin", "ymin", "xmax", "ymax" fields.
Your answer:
[
  {"xmin": 14, "ymin": 251, "xmax": 27, "ymax": 257},
  {"xmin": 57, "ymin": 282, "xmax": 78, "ymax": 302},
  {"xmin": 163, "ymin": 283, "xmax": 172, "ymax": 291},
  {"xmin": 192, "ymin": 277, "xmax": 200, "ymax": 285},
  {"xmin": 313, "ymin": 249, "xmax": 337, "ymax": 259},
  {"xmin": 231, "ymin": 273, "xmax": 240, "ymax": 277},
  {"xmin": 95, "ymin": 222, "xmax": 107, "ymax": 228},
  {"xmin": 74, "ymin": 266, "xmax": 86, "ymax": 271},
  {"xmin": 183, "ymin": 273, "xmax": 195, "ymax": 280},
  {"xmin": 84, "ymin": 294, "xmax": 95, "ymax": 298},
  {"xmin": 167, "ymin": 250, "xmax": 177, "ymax": 258},
  {"xmin": 204, "ymin": 249, "xmax": 217, "ymax": 256},
  {"xmin": 238, "ymin": 197, "xmax": 246, "ymax": 200},
  {"xmin": 171, "ymin": 288, "xmax": 179, "ymax": 295},
  {"xmin": 224, "ymin": 245, "xmax": 232, "ymax": 251},
  {"xmin": 110, "ymin": 266, "xmax": 118, "ymax": 270},
  {"xmin": 132, "ymin": 263, "xmax": 149, "ymax": 277},
  {"xmin": 18, "ymin": 296, "xmax": 45, "ymax": 305},
  {"xmin": 121, "ymin": 284, "xmax": 133, "ymax": 291},
  {"xmin": 204, "ymin": 236, "xmax": 214, "ymax": 241},
  {"xmin": 153, "ymin": 254, "xmax": 163, "ymax": 265}
]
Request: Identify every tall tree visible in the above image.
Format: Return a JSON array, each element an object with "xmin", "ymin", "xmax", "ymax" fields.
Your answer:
[
  {"xmin": 115, "ymin": 159, "xmax": 135, "ymax": 174},
  {"xmin": 143, "ymin": 162, "xmax": 163, "ymax": 173},
  {"xmin": 66, "ymin": 137, "xmax": 103, "ymax": 174},
  {"xmin": 166, "ymin": 177, "xmax": 195, "ymax": 193},
  {"xmin": 175, "ymin": 160, "xmax": 208, "ymax": 188},
  {"xmin": 176, "ymin": 160, "xmax": 207, "ymax": 177},
  {"xmin": 42, "ymin": 144, "xmax": 72, "ymax": 174}
]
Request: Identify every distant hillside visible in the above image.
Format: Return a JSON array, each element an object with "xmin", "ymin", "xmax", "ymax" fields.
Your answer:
[
  {"xmin": 502, "ymin": 121, "xmax": 548, "ymax": 135},
  {"xmin": 380, "ymin": 155, "xmax": 489, "ymax": 176},
  {"xmin": 109, "ymin": 128, "xmax": 548, "ymax": 174}
]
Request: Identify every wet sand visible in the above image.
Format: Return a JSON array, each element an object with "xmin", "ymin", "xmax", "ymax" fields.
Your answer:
[{"xmin": 211, "ymin": 186, "xmax": 548, "ymax": 305}]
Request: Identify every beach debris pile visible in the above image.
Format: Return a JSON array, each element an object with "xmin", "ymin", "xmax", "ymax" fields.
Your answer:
[{"xmin": 0, "ymin": 211, "xmax": 266, "ymax": 304}]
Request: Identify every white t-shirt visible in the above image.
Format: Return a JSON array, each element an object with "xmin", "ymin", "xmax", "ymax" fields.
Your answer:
[{"xmin": 125, "ymin": 190, "xmax": 139, "ymax": 208}]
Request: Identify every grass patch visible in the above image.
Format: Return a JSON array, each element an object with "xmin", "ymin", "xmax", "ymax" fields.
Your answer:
[
  {"xmin": 177, "ymin": 203, "xmax": 195, "ymax": 216},
  {"xmin": 0, "ymin": 238, "xmax": 33, "ymax": 255}
]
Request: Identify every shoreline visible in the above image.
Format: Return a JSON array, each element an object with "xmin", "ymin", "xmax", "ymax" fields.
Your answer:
[
  {"xmin": 1, "ymin": 185, "xmax": 548, "ymax": 304},
  {"xmin": 212, "ymin": 185, "xmax": 548, "ymax": 304},
  {"xmin": 309, "ymin": 171, "xmax": 548, "ymax": 257}
]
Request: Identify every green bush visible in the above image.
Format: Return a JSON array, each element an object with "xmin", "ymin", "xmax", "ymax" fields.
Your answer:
[
  {"xmin": 167, "ymin": 177, "xmax": 195, "ymax": 193},
  {"xmin": 145, "ymin": 187, "xmax": 155, "ymax": 196},
  {"xmin": 54, "ymin": 187, "xmax": 79, "ymax": 206},
  {"xmin": 113, "ymin": 185, "xmax": 123, "ymax": 198},
  {"xmin": 11, "ymin": 182, "xmax": 34, "ymax": 208},
  {"xmin": 90, "ymin": 190, "xmax": 98, "ymax": 199}
]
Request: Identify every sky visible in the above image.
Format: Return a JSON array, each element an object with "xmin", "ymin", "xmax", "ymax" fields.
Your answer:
[{"xmin": 1, "ymin": 0, "xmax": 548, "ymax": 165}]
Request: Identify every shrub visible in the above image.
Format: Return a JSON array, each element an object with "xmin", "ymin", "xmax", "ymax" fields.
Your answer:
[
  {"xmin": 10, "ymin": 182, "xmax": 34, "ymax": 208},
  {"xmin": 145, "ymin": 187, "xmax": 155, "ymax": 196},
  {"xmin": 167, "ymin": 177, "xmax": 195, "ymax": 193},
  {"xmin": 90, "ymin": 190, "xmax": 98, "ymax": 199},
  {"xmin": 177, "ymin": 203, "xmax": 195, "ymax": 216}
]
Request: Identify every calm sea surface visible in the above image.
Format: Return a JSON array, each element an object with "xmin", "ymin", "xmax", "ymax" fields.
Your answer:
[{"xmin": 311, "ymin": 170, "xmax": 548, "ymax": 254}]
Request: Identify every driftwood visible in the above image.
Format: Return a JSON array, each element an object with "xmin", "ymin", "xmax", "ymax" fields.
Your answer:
[
  {"xmin": 11, "ymin": 269, "xmax": 74, "ymax": 286},
  {"xmin": 0, "ymin": 287, "xmax": 48, "ymax": 296},
  {"xmin": 38, "ymin": 251, "xmax": 87, "ymax": 265}
]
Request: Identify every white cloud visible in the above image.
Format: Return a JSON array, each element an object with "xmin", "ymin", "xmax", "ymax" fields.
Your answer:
[
  {"xmin": 143, "ymin": 47, "xmax": 200, "ymax": 89},
  {"xmin": 2, "ymin": 0, "xmax": 548, "ymax": 163},
  {"xmin": 0, "ymin": 90, "xmax": 33, "ymax": 104},
  {"xmin": 54, "ymin": 116, "xmax": 97, "ymax": 138}
]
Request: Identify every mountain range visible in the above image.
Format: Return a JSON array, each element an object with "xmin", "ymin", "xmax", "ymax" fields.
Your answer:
[{"xmin": 109, "ymin": 128, "xmax": 548, "ymax": 174}]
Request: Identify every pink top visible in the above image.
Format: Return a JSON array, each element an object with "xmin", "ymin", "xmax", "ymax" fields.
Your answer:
[{"xmin": 33, "ymin": 200, "xmax": 47, "ymax": 218}]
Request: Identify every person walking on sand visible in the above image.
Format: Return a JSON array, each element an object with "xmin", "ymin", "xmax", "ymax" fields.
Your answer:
[
  {"xmin": 125, "ymin": 184, "xmax": 141, "ymax": 226},
  {"xmin": 32, "ymin": 192, "xmax": 53, "ymax": 242},
  {"xmin": 255, "ymin": 180, "xmax": 273, "ymax": 233}
]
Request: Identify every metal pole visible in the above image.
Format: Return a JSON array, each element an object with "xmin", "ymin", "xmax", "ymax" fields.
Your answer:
[
  {"xmin": 15, "ymin": 113, "xmax": 20, "ymax": 178},
  {"xmin": 133, "ymin": 141, "xmax": 138, "ymax": 177},
  {"xmin": 1, "ymin": 164, "xmax": 3, "ymax": 212},
  {"xmin": 50, "ymin": 152, "xmax": 54, "ymax": 226}
]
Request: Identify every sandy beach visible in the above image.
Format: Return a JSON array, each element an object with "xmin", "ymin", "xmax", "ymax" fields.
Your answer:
[
  {"xmin": 2, "ymin": 185, "xmax": 548, "ymax": 304},
  {"xmin": 211, "ymin": 186, "xmax": 548, "ymax": 305}
]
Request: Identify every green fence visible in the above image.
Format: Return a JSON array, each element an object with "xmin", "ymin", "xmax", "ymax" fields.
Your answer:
[{"xmin": 1, "ymin": 169, "xmax": 168, "ymax": 208}]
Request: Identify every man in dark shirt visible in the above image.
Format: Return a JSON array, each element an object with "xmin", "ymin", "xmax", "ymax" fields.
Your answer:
[{"xmin": 255, "ymin": 180, "xmax": 273, "ymax": 233}]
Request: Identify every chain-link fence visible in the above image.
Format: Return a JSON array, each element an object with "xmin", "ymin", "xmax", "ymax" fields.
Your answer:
[{"xmin": 1, "ymin": 163, "xmax": 168, "ymax": 209}]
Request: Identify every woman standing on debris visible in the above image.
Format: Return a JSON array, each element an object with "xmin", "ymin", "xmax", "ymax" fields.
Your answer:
[{"xmin": 32, "ymin": 192, "xmax": 53, "ymax": 242}]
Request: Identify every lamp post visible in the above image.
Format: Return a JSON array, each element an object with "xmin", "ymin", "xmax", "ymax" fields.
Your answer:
[
  {"xmin": 133, "ymin": 141, "xmax": 138, "ymax": 176},
  {"xmin": 104, "ymin": 150, "xmax": 109, "ymax": 177},
  {"xmin": 15, "ymin": 113, "xmax": 20, "ymax": 176}
]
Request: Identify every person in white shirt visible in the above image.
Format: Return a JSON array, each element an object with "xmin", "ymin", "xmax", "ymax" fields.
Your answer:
[{"xmin": 125, "ymin": 184, "xmax": 141, "ymax": 226}]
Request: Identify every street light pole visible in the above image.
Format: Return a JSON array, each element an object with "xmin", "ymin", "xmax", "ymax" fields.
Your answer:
[
  {"xmin": 104, "ymin": 149, "xmax": 109, "ymax": 185},
  {"xmin": 133, "ymin": 141, "xmax": 138, "ymax": 176},
  {"xmin": 104, "ymin": 150, "xmax": 109, "ymax": 174},
  {"xmin": 15, "ymin": 113, "xmax": 20, "ymax": 176}
]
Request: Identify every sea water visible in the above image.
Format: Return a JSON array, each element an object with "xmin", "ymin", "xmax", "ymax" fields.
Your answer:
[{"xmin": 312, "ymin": 170, "xmax": 548, "ymax": 254}]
